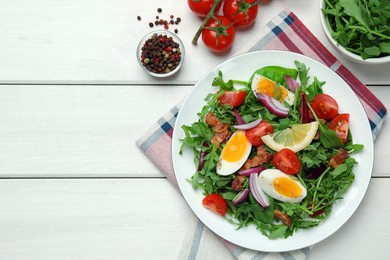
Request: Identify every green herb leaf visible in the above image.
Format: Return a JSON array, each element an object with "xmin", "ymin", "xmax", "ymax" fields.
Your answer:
[
  {"xmin": 212, "ymin": 71, "xmax": 234, "ymax": 91},
  {"xmin": 318, "ymin": 122, "xmax": 344, "ymax": 149},
  {"xmin": 364, "ymin": 46, "xmax": 380, "ymax": 56},
  {"xmin": 294, "ymin": 61, "xmax": 309, "ymax": 88},
  {"xmin": 306, "ymin": 76, "xmax": 325, "ymax": 101},
  {"xmin": 324, "ymin": 0, "xmax": 390, "ymax": 59},
  {"xmin": 250, "ymin": 66, "xmax": 298, "ymax": 86},
  {"xmin": 269, "ymin": 225, "xmax": 288, "ymax": 239},
  {"xmin": 339, "ymin": 0, "xmax": 369, "ymax": 28}
]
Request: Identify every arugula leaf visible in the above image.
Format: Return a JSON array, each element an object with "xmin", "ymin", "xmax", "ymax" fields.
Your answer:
[
  {"xmin": 331, "ymin": 157, "xmax": 357, "ymax": 178},
  {"xmin": 300, "ymin": 143, "xmax": 329, "ymax": 168},
  {"xmin": 324, "ymin": 0, "xmax": 390, "ymax": 59},
  {"xmin": 294, "ymin": 61, "xmax": 309, "ymax": 88},
  {"xmin": 268, "ymin": 225, "xmax": 288, "ymax": 239},
  {"xmin": 318, "ymin": 122, "xmax": 344, "ymax": 149},
  {"xmin": 306, "ymin": 77, "xmax": 325, "ymax": 101},
  {"xmin": 340, "ymin": 0, "xmax": 369, "ymax": 29},
  {"xmin": 212, "ymin": 71, "xmax": 234, "ymax": 91}
]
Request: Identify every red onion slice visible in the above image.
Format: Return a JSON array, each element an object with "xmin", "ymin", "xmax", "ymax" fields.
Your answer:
[
  {"xmin": 233, "ymin": 118, "xmax": 262, "ymax": 130},
  {"xmin": 233, "ymin": 108, "xmax": 245, "ymax": 125},
  {"xmin": 300, "ymin": 93, "xmax": 310, "ymax": 123},
  {"xmin": 232, "ymin": 188, "xmax": 249, "ymax": 205},
  {"xmin": 238, "ymin": 165, "xmax": 265, "ymax": 176},
  {"xmin": 256, "ymin": 93, "xmax": 289, "ymax": 118},
  {"xmin": 285, "ymin": 75, "xmax": 299, "ymax": 93},
  {"xmin": 249, "ymin": 172, "xmax": 270, "ymax": 208}
]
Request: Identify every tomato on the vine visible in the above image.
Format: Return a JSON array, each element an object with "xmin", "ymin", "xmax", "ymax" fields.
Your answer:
[
  {"xmin": 311, "ymin": 93, "xmax": 339, "ymax": 120},
  {"xmin": 202, "ymin": 193, "xmax": 227, "ymax": 216},
  {"xmin": 245, "ymin": 121, "xmax": 274, "ymax": 146},
  {"xmin": 223, "ymin": 0, "xmax": 259, "ymax": 28},
  {"xmin": 187, "ymin": 0, "xmax": 222, "ymax": 17},
  {"xmin": 329, "ymin": 113, "xmax": 350, "ymax": 143},
  {"xmin": 272, "ymin": 148, "xmax": 301, "ymax": 175},
  {"xmin": 201, "ymin": 15, "xmax": 236, "ymax": 52},
  {"xmin": 218, "ymin": 90, "xmax": 246, "ymax": 107}
]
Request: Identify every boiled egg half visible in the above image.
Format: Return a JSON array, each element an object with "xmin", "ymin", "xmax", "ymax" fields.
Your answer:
[
  {"xmin": 258, "ymin": 169, "xmax": 307, "ymax": 203},
  {"xmin": 216, "ymin": 130, "xmax": 252, "ymax": 176},
  {"xmin": 251, "ymin": 74, "xmax": 295, "ymax": 105}
]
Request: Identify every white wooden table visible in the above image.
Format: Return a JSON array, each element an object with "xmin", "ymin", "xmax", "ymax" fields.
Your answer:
[{"xmin": 0, "ymin": 0, "xmax": 389, "ymax": 259}]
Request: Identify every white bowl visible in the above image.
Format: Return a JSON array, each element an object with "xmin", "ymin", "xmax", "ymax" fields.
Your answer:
[
  {"xmin": 137, "ymin": 30, "xmax": 185, "ymax": 77},
  {"xmin": 319, "ymin": 0, "xmax": 390, "ymax": 64}
]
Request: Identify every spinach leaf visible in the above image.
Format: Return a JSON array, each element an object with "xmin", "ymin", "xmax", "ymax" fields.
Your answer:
[{"xmin": 249, "ymin": 66, "xmax": 298, "ymax": 86}]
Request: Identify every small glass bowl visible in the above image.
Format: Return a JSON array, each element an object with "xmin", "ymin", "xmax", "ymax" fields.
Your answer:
[{"xmin": 137, "ymin": 30, "xmax": 185, "ymax": 77}]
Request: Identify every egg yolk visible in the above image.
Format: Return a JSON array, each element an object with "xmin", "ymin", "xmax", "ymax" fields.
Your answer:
[
  {"xmin": 221, "ymin": 131, "xmax": 248, "ymax": 162},
  {"xmin": 273, "ymin": 177, "xmax": 302, "ymax": 198},
  {"xmin": 256, "ymin": 77, "xmax": 288, "ymax": 102}
]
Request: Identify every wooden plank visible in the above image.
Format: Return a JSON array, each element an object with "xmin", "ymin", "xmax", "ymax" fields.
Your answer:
[
  {"xmin": 0, "ymin": 0, "xmax": 388, "ymax": 85},
  {"xmin": 0, "ymin": 85, "xmax": 388, "ymax": 177},
  {"xmin": 0, "ymin": 85, "xmax": 189, "ymax": 176},
  {"xmin": 0, "ymin": 178, "xmax": 388, "ymax": 260}
]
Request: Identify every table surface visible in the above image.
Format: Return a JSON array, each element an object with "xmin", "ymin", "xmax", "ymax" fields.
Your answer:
[{"xmin": 1, "ymin": 0, "xmax": 389, "ymax": 259}]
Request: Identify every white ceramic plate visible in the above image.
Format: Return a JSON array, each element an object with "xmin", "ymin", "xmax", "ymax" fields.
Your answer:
[{"xmin": 172, "ymin": 50, "xmax": 374, "ymax": 252}]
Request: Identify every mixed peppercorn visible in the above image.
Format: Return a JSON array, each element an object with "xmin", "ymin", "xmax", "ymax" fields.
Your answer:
[
  {"xmin": 140, "ymin": 33, "xmax": 182, "ymax": 75},
  {"xmin": 137, "ymin": 8, "xmax": 182, "ymax": 33}
]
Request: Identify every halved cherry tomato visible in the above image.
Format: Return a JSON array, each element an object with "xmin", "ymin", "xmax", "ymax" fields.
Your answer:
[
  {"xmin": 223, "ymin": 0, "xmax": 258, "ymax": 28},
  {"xmin": 272, "ymin": 148, "xmax": 301, "ymax": 175},
  {"xmin": 202, "ymin": 193, "xmax": 227, "ymax": 216},
  {"xmin": 311, "ymin": 93, "xmax": 339, "ymax": 120},
  {"xmin": 245, "ymin": 121, "xmax": 274, "ymax": 146},
  {"xmin": 202, "ymin": 15, "xmax": 236, "ymax": 52},
  {"xmin": 218, "ymin": 90, "xmax": 246, "ymax": 107},
  {"xmin": 187, "ymin": 0, "xmax": 222, "ymax": 17},
  {"xmin": 329, "ymin": 113, "xmax": 350, "ymax": 143}
]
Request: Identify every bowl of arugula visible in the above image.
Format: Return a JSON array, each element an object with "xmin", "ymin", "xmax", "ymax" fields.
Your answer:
[{"xmin": 320, "ymin": 0, "xmax": 390, "ymax": 64}]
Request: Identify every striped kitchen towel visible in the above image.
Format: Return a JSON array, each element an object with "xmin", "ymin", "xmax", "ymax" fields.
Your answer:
[{"xmin": 136, "ymin": 9, "xmax": 387, "ymax": 260}]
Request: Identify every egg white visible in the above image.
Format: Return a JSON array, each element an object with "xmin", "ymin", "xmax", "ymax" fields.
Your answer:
[
  {"xmin": 216, "ymin": 131, "xmax": 252, "ymax": 176},
  {"xmin": 251, "ymin": 74, "xmax": 295, "ymax": 105},
  {"xmin": 258, "ymin": 169, "xmax": 307, "ymax": 203}
]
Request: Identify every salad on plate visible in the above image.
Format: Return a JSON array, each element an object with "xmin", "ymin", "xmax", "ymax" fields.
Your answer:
[{"xmin": 179, "ymin": 61, "xmax": 364, "ymax": 239}]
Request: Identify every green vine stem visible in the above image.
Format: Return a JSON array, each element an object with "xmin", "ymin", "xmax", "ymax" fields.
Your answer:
[{"xmin": 191, "ymin": 0, "xmax": 223, "ymax": 45}]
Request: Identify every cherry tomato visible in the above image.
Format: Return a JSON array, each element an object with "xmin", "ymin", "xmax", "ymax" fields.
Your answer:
[
  {"xmin": 202, "ymin": 15, "xmax": 236, "ymax": 52},
  {"xmin": 187, "ymin": 0, "xmax": 222, "ymax": 17},
  {"xmin": 202, "ymin": 193, "xmax": 227, "ymax": 216},
  {"xmin": 272, "ymin": 148, "xmax": 301, "ymax": 175},
  {"xmin": 218, "ymin": 90, "xmax": 246, "ymax": 107},
  {"xmin": 245, "ymin": 121, "xmax": 274, "ymax": 146},
  {"xmin": 329, "ymin": 113, "xmax": 350, "ymax": 143},
  {"xmin": 311, "ymin": 93, "xmax": 339, "ymax": 120},
  {"xmin": 223, "ymin": 0, "xmax": 258, "ymax": 28}
]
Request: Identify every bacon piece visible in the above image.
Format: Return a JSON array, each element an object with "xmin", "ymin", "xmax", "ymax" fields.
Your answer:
[
  {"xmin": 274, "ymin": 209, "xmax": 292, "ymax": 227},
  {"xmin": 231, "ymin": 175, "xmax": 246, "ymax": 191},
  {"xmin": 329, "ymin": 148, "xmax": 349, "ymax": 168},
  {"xmin": 240, "ymin": 146, "xmax": 273, "ymax": 170},
  {"xmin": 205, "ymin": 112, "xmax": 231, "ymax": 148}
]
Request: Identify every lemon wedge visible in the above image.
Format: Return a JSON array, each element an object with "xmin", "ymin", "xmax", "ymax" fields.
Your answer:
[{"xmin": 261, "ymin": 121, "xmax": 319, "ymax": 152}]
